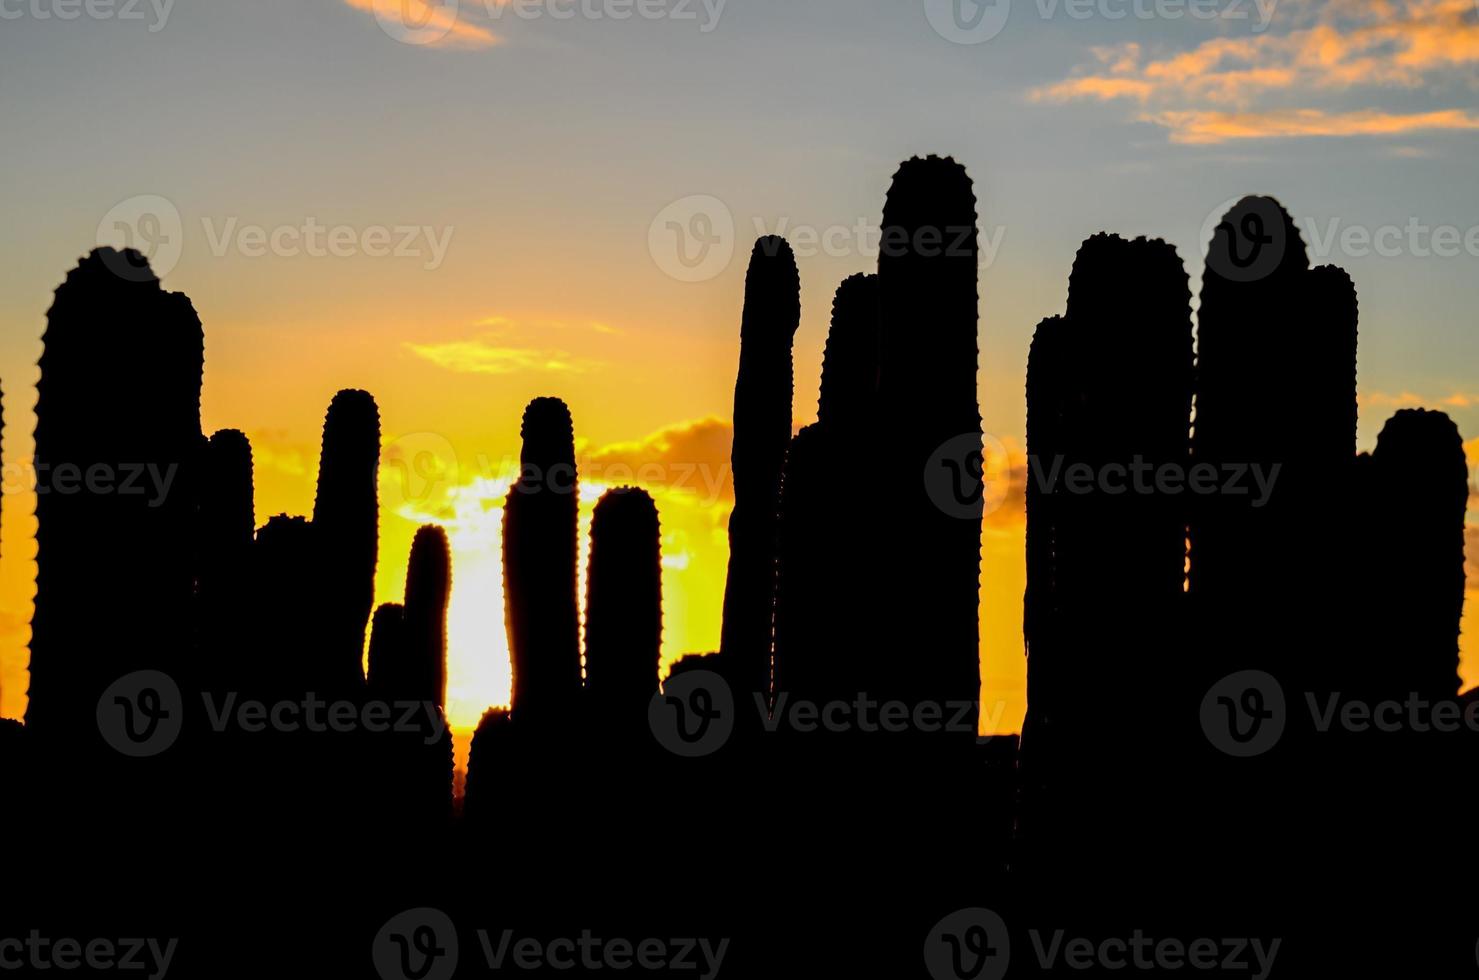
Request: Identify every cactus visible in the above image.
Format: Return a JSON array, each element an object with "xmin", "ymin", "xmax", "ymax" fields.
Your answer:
[
  {"xmin": 1023, "ymin": 314, "xmax": 1067, "ymax": 745},
  {"xmin": 773, "ymin": 275, "xmax": 886, "ymax": 707},
  {"xmin": 366, "ymin": 602, "xmax": 406, "ymax": 697},
  {"xmin": 1190, "ymin": 198, "xmax": 1360, "ymax": 704},
  {"xmin": 584, "ymin": 487, "xmax": 662, "ymax": 730},
  {"xmin": 771, "ymin": 425, "xmax": 837, "ymax": 704},
  {"xmin": 251, "ymin": 514, "xmax": 319, "ymax": 698},
  {"xmin": 1018, "ymin": 236, "xmax": 1193, "ymax": 866},
  {"xmin": 503, "ymin": 397, "xmax": 581, "ymax": 725},
  {"xmin": 403, "ymin": 524, "xmax": 452, "ymax": 708},
  {"xmin": 875, "ymin": 155, "xmax": 982, "ymax": 713},
  {"xmin": 462, "ymin": 706, "xmax": 513, "ymax": 823},
  {"xmin": 362, "ymin": 527, "xmax": 453, "ymax": 826},
  {"xmin": 1188, "ymin": 195, "xmax": 1310, "ymax": 603},
  {"xmin": 27, "ymin": 249, "xmax": 202, "ymax": 764},
  {"xmin": 718, "ymin": 236, "xmax": 800, "ymax": 709},
  {"xmin": 198, "ymin": 429, "xmax": 255, "ymax": 695},
  {"xmin": 312, "ymin": 389, "xmax": 380, "ymax": 695},
  {"xmin": 817, "ymin": 273, "xmax": 880, "ymax": 430},
  {"xmin": 1367, "ymin": 410, "xmax": 1468, "ymax": 702}
]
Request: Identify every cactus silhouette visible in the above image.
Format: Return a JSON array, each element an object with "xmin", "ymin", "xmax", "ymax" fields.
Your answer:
[
  {"xmin": 251, "ymin": 514, "xmax": 320, "ymax": 699},
  {"xmin": 1189, "ymin": 197, "xmax": 1359, "ymax": 703},
  {"xmin": 503, "ymin": 397, "xmax": 581, "ymax": 725},
  {"xmin": 403, "ymin": 524, "xmax": 452, "ymax": 708},
  {"xmin": 817, "ymin": 273, "xmax": 880, "ymax": 430},
  {"xmin": 366, "ymin": 602, "xmax": 406, "ymax": 697},
  {"xmin": 875, "ymin": 155, "xmax": 981, "ymax": 714},
  {"xmin": 771, "ymin": 424, "xmax": 838, "ymax": 704},
  {"xmin": 312, "ymin": 389, "xmax": 380, "ymax": 696},
  {"xmin": 1019, "ymin": 235, "xmax": 1193, "ymax": 870},
  {"xmin": 1189, "ymin": 196, "xmax": 1310, "ymax": 607},
  {"xmin": 363, "ymin": 527, "xmax": 453, "ymax": 825},
  {"xmin": 774, "ymin": 276, "xmax": 884, "ymax": 706},
  {"xmin": 1366, "ymin": 409, "xmax": 1468, "ymax": 702},
  {"xmin": 719, "ymin": 236, "xmax": 800, "ymax": 710},
  {"xmin": 199, "ymin": 429, "xmax": 255, "ymax": 693},
  {"xmin": 585, "ymin": 487, "xmax": 662, "ymax": 731},
  {"xmin": 26, "ymin": 249, "xmax": 202, "ymax": 773},
  {"xmin": 462, "ymin": 706, "xmax": 513, "ymax": 824}
]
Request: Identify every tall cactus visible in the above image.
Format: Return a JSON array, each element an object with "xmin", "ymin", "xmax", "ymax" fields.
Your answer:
[
  {"xmin": 403, "ymin": 524, "xmax": 452, "ymax": 708},
  {"xmin": 199, "ymin": 428, "xmax": 255, "ymax": 693},
  {"xmin": 771, "ymin": 425, "xmax": 839, "ymax": 704},
  {"xmin": 817, "ymin": 273, "xmax": 880, "ymax": 430},
  {"xmin": 718, "ymin": 237, "xmax": 800, "ymax": 710},
  {"xmin": 27, "ymin": 248, "xmax": 202, "ymax": 766},
  {"xmin": 584, "ymin": 487, "xmax": 662, "ymax": 730},
  {"xmin": 1018, "ymin": 236, "xmax": 1193, "ymax": 868},
  {"xmin": 875, "ymin": 156, "xmax": 981, "ymax": 713},
  {"xmin": 1189, "ymin": 196, "xmax": 1310, "ymax": 605},
  {"xmin": 312, "ymin": 389, "xmax": 380, "ymax": 695},
  {"xmin": 366, "ymin": 602, "xmax": 406, "ymax": 697},
  {"xmin": 462, "ymin": 706, "xmax": 513, "ymax": 823},
  {"xmin": 503, "ymin": 397, "xmax": 581, "ymax": 725},
  {"xmin": 1190, "ymin": 197, "xmax": 1359, "ymax": 701},
  {"xmin": 772, "ymin": 275, "xmax": 882, "ymax": 704},
  {"xmin": 1366, "ymin": 410, "xmax": 1468, "ymax": 702},
  {"xmin": 251, "ymin": 514, "xmax": 320, "ymax": 699}
]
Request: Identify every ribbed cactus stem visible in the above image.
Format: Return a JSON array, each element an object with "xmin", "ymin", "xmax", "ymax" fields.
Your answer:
[
  {"xmin": 584, "ymin": 487, "xmax": 662, "ymax": 723},
  {"xmin": 1020, "ymin": 236, "xmax": 1193, "ymax": 844},
  {"xmin": 817, "ymin": 273, "xmax": 879, "ymax": 431},
  {"xmin": 719, "ymin": 236, "xmax": 800, "ymax": 706},
  {"xmin": 503, "ymin": 397, "xmax": 581, "ymax": 724},
  {"xmin": 201, "ymin": 429, "xmax": 255, "ymax": 583},
  {"xmin": 27, "ymin": 248, "xmax": 203, "ymax": 752},
  {"xmin": 1370, "ymin": 409, "xmax": 1468, "ymax": 701},
  {"xmin": 312, "ymin": 388, "xmax": 380, "ymax": 693},
  {"xmin": 366, "ymin": 602, "xmax": 406, "ymax": 697},
  {"xmin": 251, "ymin": 514, "xmax": 320, "ymax": 699},
  {"xmin": 876, "ymin": 155, "xmax": 981, "ymax": 712},
  {"xmin": 463, "ymin": 706, "xmax": 512, "ymax": 822},
  {"xmin": 403, "ymin": 524, "xmax": 451, "ymax": 708}
]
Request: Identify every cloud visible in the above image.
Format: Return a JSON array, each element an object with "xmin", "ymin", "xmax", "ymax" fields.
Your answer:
[
  {"xmin": 1364, "ymin": 391, "xmax": 1479, "ymax": 410},
  {"xmin": 342, "ymin": 0, "xmax": 498, "ymax": 49},
  {"xmin": 1145, "ymin": 107, "xmax": 1479, "ymax": 143},
  {"xmin": 406, "ymin": 316, "xmax": 604, "ymax": 375},
  {"xmin": 1034, "ymin": 0, "xmax": 1479, "ymax": 143},
  {"xmin": 585, "ymin": 417, "xmax": 734, "ymax": 505}
]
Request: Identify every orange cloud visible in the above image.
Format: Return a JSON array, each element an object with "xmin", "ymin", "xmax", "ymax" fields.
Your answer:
[
  {"xmin": 406, "ymin": 317, "xmax": 606, "ymax": 375},
  {"xmin": 586, "ymin": 417, "xmax": 734, "ymax": 504},
  {"xmin": 342, "ymin": 0, "xmax": 498, "ymax": 48},
  {"xmin": 1034, "ymin": 0, "xmax": 1479, "ymax": 143},
  {"xmin": 1148, "ymin": 108, "xmax": 1479, "ymax": 143}
]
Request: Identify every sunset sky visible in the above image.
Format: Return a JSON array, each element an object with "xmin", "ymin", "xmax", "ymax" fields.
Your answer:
[{"xmin": 1, "ymin": 0, "xmax": 1478, "ymax": 735}]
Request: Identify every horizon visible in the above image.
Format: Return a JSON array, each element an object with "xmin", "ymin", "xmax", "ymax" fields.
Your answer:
[{"xmin": 3, "ymin": 0, "xmax": 1478, "ymax": 739}]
